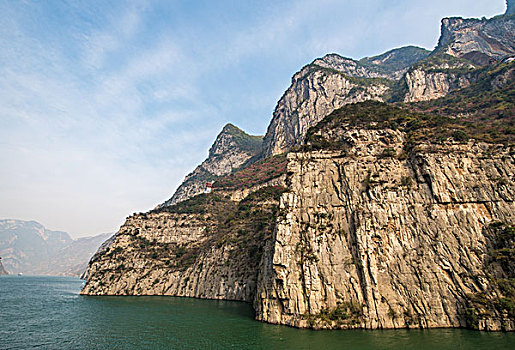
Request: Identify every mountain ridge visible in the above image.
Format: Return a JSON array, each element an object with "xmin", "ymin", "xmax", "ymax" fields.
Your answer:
[
  {"xmin": 0, "ymin": 219, "xmax": 111, "ymax": 276},
  {"xmin": 82, "ymin": 8, "xmax": 515, "ymax": 331}
]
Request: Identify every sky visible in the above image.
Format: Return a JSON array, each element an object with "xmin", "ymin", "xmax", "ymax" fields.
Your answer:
[{"xmin": 0, "ymin": 0, "xmax": 506, "ymax": 238}]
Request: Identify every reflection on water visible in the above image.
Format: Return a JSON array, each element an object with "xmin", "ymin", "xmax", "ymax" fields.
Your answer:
[{"xmin": 0, "ymin": 276, "xmax": 513, "ymax": 350}]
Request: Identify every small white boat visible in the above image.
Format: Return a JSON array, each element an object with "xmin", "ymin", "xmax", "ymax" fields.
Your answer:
[{"xmin": 17, "ymin": 272, "xmax": 23, "ymax": 276}]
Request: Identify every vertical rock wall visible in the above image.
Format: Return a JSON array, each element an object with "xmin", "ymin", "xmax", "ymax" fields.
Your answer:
[{"xmin": 256, "ymin": 131, "xmax": 514, "ymax": 331}]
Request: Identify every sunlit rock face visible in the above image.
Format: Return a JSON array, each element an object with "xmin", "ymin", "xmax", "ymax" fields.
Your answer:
[
  {"xmin": 82, "ymin": 9, "xmax": 515, "ymax": 332},
  {"xmin": 160, "ymin": 124, "xmax": 263, "ymax": 207}
]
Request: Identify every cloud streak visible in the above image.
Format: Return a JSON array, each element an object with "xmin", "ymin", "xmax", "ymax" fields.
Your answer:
[{"xmin": 0, "ymin": 0, "xmax": 506, "ymax": 237}]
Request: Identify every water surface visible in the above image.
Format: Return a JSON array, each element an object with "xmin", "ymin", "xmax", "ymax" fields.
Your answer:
[{"xmin": 0, "ymin": 276, "xmax": 513, "ymax": 349}]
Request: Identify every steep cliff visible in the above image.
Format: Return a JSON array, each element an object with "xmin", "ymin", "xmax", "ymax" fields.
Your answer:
[
  {"xmin": 160, "ymin": 124, "xmax": 263, "ymax": 206},
  {"xmin": 261, "ymin": 58, "xmax": 388, "ymax": 156},
  {"xmin": 255, "ymin": 102, "xmax": 514, "ymax": 331},
  {"xmin": 436, "ymin": 15, "xmax": 515, "ymax": 65},
  {"xmin": 263, "ymin": 14, "xmax": 514, "ymax": 155},
  {"xmin": 81, "ymin": 185, "xmax": 286, "ymax": 300},
  {"xmin": 82, "ymin": 10, "xmax": 515, "ymax": 332}
]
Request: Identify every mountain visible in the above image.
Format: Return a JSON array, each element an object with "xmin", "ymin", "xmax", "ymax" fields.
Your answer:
[
  {"xmin": 0, "ymin": 219, "xmax": 111, "ymax": 276},
  {"xmin": 436, "ymin": 15, "xmax": 515, "ymax": 65},
  {"xmin": 160, "ymin": 123, "xmax": 263, "ymax": 206},
  {"xmin": 35, "ymin": 232, "xmax": 113, "ymax": 277},
  {"xmin": 263, "ymin": 13, "xmax": 514, "ymax": 156},
  {"xmin": 82, "ymin": 8, "xmax": 515, "ymax": 332},
  {"xmin": 0, "ymin": 219, "xmax": 72, "ymax": 274},
  {"xmin": 260, "ymin": 47, "xmax": 433, "ymax": 157}
]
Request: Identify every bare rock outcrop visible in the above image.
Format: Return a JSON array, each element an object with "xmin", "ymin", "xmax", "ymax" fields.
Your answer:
[
  {"xmin": 161, "ymin": 124, "xmax": 263, "ymax": 206},
  {"xmin": 81, "ymin": 185, "xmax": 286, "ymax": 302},
  {"xmin": 436, "ymin": 15, "xmax": 515, "ymax": 65},
  {"xmin": 256, "ymin": 132, "xmax": 514, "ymax": 331},
  {"xmin": 261, "ymin": 60, "xmax": 388, "ymax": 157},
  {"xmin": 403, "ymin": 62, "xmax": 476, "ymax": 102}
]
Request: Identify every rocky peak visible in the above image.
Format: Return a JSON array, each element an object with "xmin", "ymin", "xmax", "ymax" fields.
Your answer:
[
  {"xmin": 309, "ymin": 47, "xmax": 431, "ymax": 80},
  {"xmin": 160, "ymin": 124, "xmax": 263, "ymax": 207},
  {"xmin": 358, "ymin": 46, "xmax": 431, "ymax": 77},
  {"xmin": 261, "ymin": 46, "xmax": 431, "ymax": 157},
  {"xmin": 310, "ymin": 54, "xmax": 371, "ymax": 78},
  {"xmin": 436, "ymin": 15, "xmax": 515, "ymax": 65},
  {"xmin": 208, "ymin": 123, "xmax": 261, "ymax": 157}
]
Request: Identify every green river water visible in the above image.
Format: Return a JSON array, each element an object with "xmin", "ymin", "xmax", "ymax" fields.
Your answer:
[{"xmin": 0, "ymin": 276, "xmax": 513, "ymax": 349}]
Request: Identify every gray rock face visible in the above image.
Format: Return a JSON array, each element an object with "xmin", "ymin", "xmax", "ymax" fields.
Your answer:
[
  {"xmin": 262, "ymin": 15, "xmax": 514, "ymax": 157},
  {"xmin": 81, "ymin": 212, "xmax": 258, "ymax": 300},
  {"xmin": 261, "ymin": 47, "xmax": 432, "ymax": 157},
  {"xmin": 403, "ymin": 64, "xmax": 476, "ymax": 102},
  {"xmin": 437, "ymin": 16, "xmax": 515, "ymax": 65},
  {"xmin": 261, "ymin": 57, "xmax": 390, "ymax": 156},
  {"xmin": 81, "ymin": 181, "xmax": 285, "ymax": 300},
  {"xmin": 255, "ymin": 135, "xmax": 514, "ymax": 331},
  {"xmin": 161, "ymin": 124, "xmax": 263, "ymax": 206}
]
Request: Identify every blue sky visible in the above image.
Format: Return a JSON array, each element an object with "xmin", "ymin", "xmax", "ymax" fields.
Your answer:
[{"xmin": 0, "ymin": 0, "xmax": 506, "ymax": 237}]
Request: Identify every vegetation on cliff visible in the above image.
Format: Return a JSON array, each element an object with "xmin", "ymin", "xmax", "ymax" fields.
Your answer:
[
  {"xmin": 213, "ymin": 154, "xmax": 287, "ymax": 190},
  {"xmin": 465, "ymin": 222, "xmax": 515, "ymax": 330},
  {"xmin": 151, "ymin": 186, "xmax": 287, "ymax": 269},
  {"xmin": 408, "ymin": 62, "xmax": 515, "ymax": 145},
  {"xmin": 220, "ymin": 123, "xmax": 263, "ymax": 155},
  {"xmin": 303, "ymin": 61, "xmax": 514, "ymax": 151}
]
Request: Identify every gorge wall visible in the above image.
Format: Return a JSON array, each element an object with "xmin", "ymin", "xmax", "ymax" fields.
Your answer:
[
  {"xmin": 82, "ymin": 10, "xmax": 515, "ymax": 332},
  {"xmin": 256, "ymin": 134, "xmax": 514, "ymax": 331}
]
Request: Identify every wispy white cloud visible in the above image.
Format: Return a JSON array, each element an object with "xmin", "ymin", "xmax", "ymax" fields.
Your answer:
[{"xmin": 0, "ymin": 0, "xmax": 506, "ymax": 237}]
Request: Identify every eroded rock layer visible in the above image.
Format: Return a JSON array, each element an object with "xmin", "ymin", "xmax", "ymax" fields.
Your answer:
[{"xmin": 256, "ymin": 135, "xmax": 514, "ymax": 331}]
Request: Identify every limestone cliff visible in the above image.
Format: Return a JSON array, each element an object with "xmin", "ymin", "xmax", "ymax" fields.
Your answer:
[
  {"xmin": 256, "ymin": 135, "xmax": 514, "ymax": 331},
  {"xmin": 81, "ymin": 185, "xmax": 287, "ymax": 301},
  {"xmin": 261, "ymin": 47, "xmax": 432, "ymax": 157},
  {"xmin": 161, "ymin": 124, "xmax": 263, "ymax": 206},
  {"xmin": 262, "ymin": 14, "xmax": 515, "ymax": 156},
  {"xmin": 82, "ymin": 10, "xmax": 515, "ymax": 332},
  {"xmin": 436, "ymin": 15, "xmax": 515, "ymax": 65},
  {"xmin": 403, "ymin": 54, "xmax": 477, "ymax": 102}
]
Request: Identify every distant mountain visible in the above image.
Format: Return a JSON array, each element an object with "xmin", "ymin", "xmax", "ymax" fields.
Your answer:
[{"xmin": 0, "ymin": 219, "xmax": 111, "ymax": 276}]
